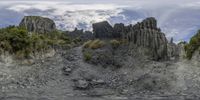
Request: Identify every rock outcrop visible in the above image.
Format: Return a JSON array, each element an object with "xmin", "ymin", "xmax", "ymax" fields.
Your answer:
[
  {"xmin": 92, "ymin": 21, "xmax": 114, "ymax": 38},
  {"xmin": 19, "ymin": 16, "xmax": 56, "ymax": 33},
  {"xmin": 66, "ymin": 28, "xmax": 94, "ymax": 41},
  {"xmin": 112, "ymin": 23, "xmax": 124, "ymax": 38},
  {"xmin": 113, "ymin": 23, "xmax": 132, "ymax": 38},
  {"xmin": 127, "ymin": 17, "xmax": 168, "ymax": 60},
  {"xmin": 177, "ymin": 42, "xmax": 187, "ymax": 60},
  {"xmin": 167, "ymin": 38, "xmax": 179, "ymax": 60},
  {"xmin": 92, "ymin": 17, "xmax": 169, "ymax": 60}
]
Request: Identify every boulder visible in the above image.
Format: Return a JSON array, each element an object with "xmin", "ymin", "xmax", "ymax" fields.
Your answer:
[{"xmin": 19, "ymin": 16, "xmax": 56, "ymax": 33}]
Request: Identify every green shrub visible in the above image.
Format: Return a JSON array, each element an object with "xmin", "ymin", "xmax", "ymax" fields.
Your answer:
[
  {"xmin": 110, "ymin": 39, "xmax": 120, "ymax": 49},
  {"xmin": 73, "ymin": 37, "xmax": 81, "ymax": 44},
  {"xmin": 185, "ymin": 30, "xmax": 200, "ymax": 59},
  {"xmin": 83, "ymin": 51, "xmax": 92, "ymax": 61},
  {"xmin": 0, "ymin": 26, "xmax": 71, "ymax": 59}
]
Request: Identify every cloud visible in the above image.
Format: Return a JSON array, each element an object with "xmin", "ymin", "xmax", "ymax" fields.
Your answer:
[
  {"xmin": 1, "ymin": 0, "xmax": 200, "ymax": 42},
  {"xmin": 5, "ymin": 1, "xmax": 127, "ymax": 30}
]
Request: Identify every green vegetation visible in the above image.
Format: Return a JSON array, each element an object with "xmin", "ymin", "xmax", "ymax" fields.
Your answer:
[
  {"xmin": 72, "ymin": 37, "xmax": 82, "ymax": 44},
  {"xmin": 0, "ymin": 26, "xmax": 70, "ymax": 59},
  {"xmin": 83, "ymin": 39, "xmax": 105, "ymax": 49},
  {"xmin": 83, "ymin": 51, "xmax": 92, "ymax": 61},
  {"xmin": 83, "ymin": 40, "xmax": 93, "ymax": 48},
  {"xmin": 110, "ymin": 39, "xmax": 120, "ymax": 49},
  {"xmin": 185, "ymin": 30, "xmax": 200, "ymax": 59}
]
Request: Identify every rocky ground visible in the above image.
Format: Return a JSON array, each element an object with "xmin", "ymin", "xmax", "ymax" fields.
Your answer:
[{"xmin": 0, "ymin": 45, "xmax": 199, "ymax": 100}]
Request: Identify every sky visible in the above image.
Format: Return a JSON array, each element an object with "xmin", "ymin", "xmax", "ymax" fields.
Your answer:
[{"xmin": 0, "ymin": 0, "xmax": 200, "ymax": 42}]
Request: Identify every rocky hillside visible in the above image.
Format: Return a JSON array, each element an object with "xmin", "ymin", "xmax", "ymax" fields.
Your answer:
[
  {"xmin": 0, "ymin": 16, "xmax": 72, "ymax": 64},
  {"xmin": 0, "ymin": 16, "xmax": 200, "ymax": 100},
  {"xmin": 92, "ymin": 18, "xmax": 169, "ymax": 60}
]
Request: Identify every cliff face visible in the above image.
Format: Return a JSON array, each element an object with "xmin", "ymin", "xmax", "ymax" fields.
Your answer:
[
  {"xmin": 92, "ymin": 21, "xmax": 114, "ymax": 38},
  {"xmin": 127, "ymin": 17, "xmax": 168, "ymax": 60},
  {"xmin": 93, "ymin": 17, "xmax": 169, "ymax": 60},
  {"xmin": 19, "ymin": 16, "xmax": 56, "ymax": 33}
]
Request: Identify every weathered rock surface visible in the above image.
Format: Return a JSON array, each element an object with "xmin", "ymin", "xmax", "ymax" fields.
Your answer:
[
  {"xmin": 66, "ymin": 28, "xmax": 94, "ymax": 41},
  {"xmin": 127, "ymin": 17, "xmax": 168, "ymax": 60},
  {"xmin": 167, "ymin": 38, "xmax": 180, "ymax": 60},
  {"xmin": 92, "ymin": 17, "xmax": 169, "ymax": 60},
  {"xmin": 1, "ymin": 43, "xmax": 200, "ymax": 100},
  {"xmin": 63, "ymin": 66, "xmax": 73, "ymax": 75},
  {"xmin": 177, "ymin": 42, "xmax": 187, "ymax": 60},
  {"xmin": 92, "ymin": 21, "xmax": 114, "ymax": 38},
  {"xmin": 73, "ymin": 79, "xmax": 89, "ymax": 89},
  {"xmin": 19, "ymin": 16, "xmax": 56, "ymax": 33}
]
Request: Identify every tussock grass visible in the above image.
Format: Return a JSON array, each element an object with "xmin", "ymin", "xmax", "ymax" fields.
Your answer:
[{"xmin": 83, "ymin": 39, "xmax": 105, "ymax": 49}]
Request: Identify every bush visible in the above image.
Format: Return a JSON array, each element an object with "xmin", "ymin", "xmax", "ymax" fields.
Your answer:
[
  {"xmin": 83, "ymin": 51, "xmax": 92, "ymax": 61},
  {"xmin": 89, "ymin": 39, "xmax": 105, "ymax": 49},
  {"xmin": 185, "ymin": 30, "xmax": 200, "ymax": 59},
  {"xmin": 73, "ymin": 37, "xmax": 81, "ymax": 44},
  {"xmin": 0, "ymin": 26, "xmax": 71, "ymax": 59},
  {"xmin": 83, "ymin": 40, "xmax": 93, "ymax": 48},
  {"xmin": 110, "ymin": 39, "xmax": 120, "ymax": 49},
  {"xmin": 83, "ymin": 39, "xmax": 105, "ymax": 49}
]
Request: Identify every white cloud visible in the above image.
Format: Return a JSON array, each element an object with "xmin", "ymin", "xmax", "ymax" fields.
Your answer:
[
  {"xmin": 1, "ymin": 0, "xmax": 200, "ymax": 42},
  {"xmin": 5, "ymin": 1, "xmax": 127, "ymax": 30}
]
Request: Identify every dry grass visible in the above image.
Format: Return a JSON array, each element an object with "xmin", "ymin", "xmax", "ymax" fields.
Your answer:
[
  {"xmin": 110, "ymin": 39, "xmax": 120, "ymax": 48},
  {"xmin": 83, "ymin": 39, "xmax": 105, "ymax": 49}
]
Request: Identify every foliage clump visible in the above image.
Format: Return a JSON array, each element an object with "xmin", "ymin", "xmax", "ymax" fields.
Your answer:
[
  {"xmin": 185, "ymin": 30, "xmax": 200, "ymax": 59},
  {"xmin": 83, "ymin": 51, "xmax": 92, "ymax": 61},
  {"xmin": 83, "ymin": 39, "xmax": 105, "ymax": 49},
  {"xmin": 0, "ymin": 26, "xmax": 70, "ymax": 59},
  {"xmin": 110, "ymin": 39, "xmax": 120, "ymax": 49}
]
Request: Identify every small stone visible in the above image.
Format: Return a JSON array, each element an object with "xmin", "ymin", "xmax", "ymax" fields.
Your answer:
[
  {"xmin": 74, "ymin": 79, "xmax": 89, "ymax": 89},
  {"xmin": 92, "ymin": 79, "xmax": 105, "ymax": 85},
  {"xmin": 63, "ymin": 66, "xmax": 72, "ymax": 75}
]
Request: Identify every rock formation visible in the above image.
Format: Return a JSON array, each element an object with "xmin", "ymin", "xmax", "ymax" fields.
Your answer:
[
  {"xmin": 92, "ymin": 21, "xmax": 114, "ymax": 38},
  {"xmin": 167, "ymin": 38, "xmax": 179, "ymax": 60},
  {"xmin": 127, "ymin": 17, "xmax": 168, "ymax": 60},
  {"xmin": 19, "ymin": 16, "xmax": 56, "ymax": 33},
  {"xmin": 177, "ymin": 42, "xmax": 187, "ymax": 60},
  {"xmin": 112, "ymin": 23, "xmax": 124, "ymax": 38},
  {"xmin": 93, "ymin": 17, "xmax": 168, "ymax": 60},
  {"xmin": 66, "ymin": 28, "xmax": 94, "ymax": 41}
]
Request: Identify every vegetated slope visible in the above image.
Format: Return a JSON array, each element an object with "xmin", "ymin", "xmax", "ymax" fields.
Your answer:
[
  {"xmin": 0, "ymin": 26, "xmax": 66, "ymax": 58},
  {"xmin": 185, "ymin": 30, "xmax": 200, "ymax": 59}
]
